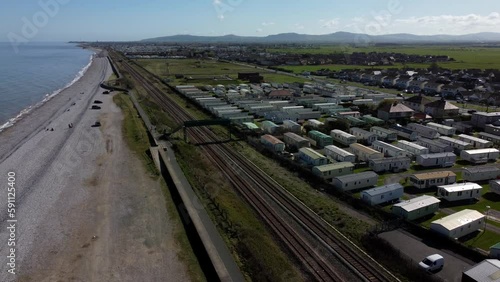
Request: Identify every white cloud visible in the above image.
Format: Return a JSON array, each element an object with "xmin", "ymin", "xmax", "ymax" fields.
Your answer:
[
  {"xmin": 395, "ymin": 12, "xmax": 500, "ymax": 33},
  {"xmin": 262, "ymin": 22, "xmax": 275, "ymax": 26},
  {"xmin": 294, "ymin": 23, "xmax": 304, "ymax": 30},
  {"xmin": 320, "ymin": 18, "xmax": 340, "ymax": 29},
  {"xmin": 256, "ymin": 28, "xmax": 263, "ymax": 33}
]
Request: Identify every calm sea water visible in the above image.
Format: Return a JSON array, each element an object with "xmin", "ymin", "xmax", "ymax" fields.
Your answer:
[{"xmin": 0, "ymin": 42, "xmax": 94, "ymax": 131}]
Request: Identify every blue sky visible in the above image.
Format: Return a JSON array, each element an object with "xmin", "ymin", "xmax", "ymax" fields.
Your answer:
[{"xmin": 1, "ymin": 0, "xmax": 500, "ymax": 41}]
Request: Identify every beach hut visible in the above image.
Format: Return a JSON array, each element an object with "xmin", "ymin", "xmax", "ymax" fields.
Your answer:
[
  {"xmin": 392, "ymin": 195, "xmax": 441, "ymax": 220},
  {"xmin": 430, "ymin": 209, "xmax": 484, "ymax": 239},
  {"xmin": 437, "ymin": 182, "xmax": 482, "ymax": 202},
  {"xmin": 361, "ymin": 183, "xmax": 404, "ymax": 206}
]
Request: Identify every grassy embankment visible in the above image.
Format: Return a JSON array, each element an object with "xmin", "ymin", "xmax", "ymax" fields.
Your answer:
[{"xmin": 112, "ymin": 92, "xmax": 206, "ymax": 282}]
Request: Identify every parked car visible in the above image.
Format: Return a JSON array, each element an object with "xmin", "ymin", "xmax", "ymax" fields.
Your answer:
[
  {"xmin": 91, "ymin": 105, "xmax": 101, "ymax": 110},
  {"xmin": 419, "ymin": 254, "xmax": 444, "ymax": 272},
  {"xmin": 93, "ymin": 121, "xmax": 101, "ymax": 127},
  {"xmin": 93, "ymin": 100, "xmax": 103, "ymax": 104},
  {"xmin": 102, "ymin": 90, "xmax": 110, "ymax": 94}
]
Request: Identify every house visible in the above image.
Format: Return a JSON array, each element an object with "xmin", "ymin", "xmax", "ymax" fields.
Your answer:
[
  {"xmin": 409, "ymin": 171, "xmax": 456, "ymax": 189},
  {"xmin": 395, "ymin": 76, "xmax": 413, "ymax": 90},
  {"xmin": 361, "ymin": 183, "xmax": 404, "ymax": 206},
  {"xmin": 490, "ymin": 244, "xmax": 500, "ymax": 259},
  {"xmin": 437, "ymin": 182, "xmax": 482, "ymax": 202},
  {"xmin": 461, "ymin": 148, "xmax": 500, "ymax": 164},
  {"xmin": 330, "ymin": 129, "xmax": 357, "ymax": 146},
  {"xmin": 369, "ymin": 156, "xmax": 411, "ymax": 173},
  {"xmin": 324, "ymin": 145, "xmax": 356, "ymax": 163},
  {"xmin": 283, "ymin": 132, "xmax": 310, "ymax": 149},
  {"xmin": 471, "ymin": 112, "xmax": 500, "ymax": 129},
  {"xmin": 424, "ymin": 99, "xmax": 460, "ymax": 118},
  {"xmin": 282, "ymin": 120, "xmax": 301, "ymax": 134},
  {"xmin": 377, "ymin": 102, "xmax": 414, "ymax": 121},
  {"xmin": 395, "ymin": 140, "xmax": 429, "ymax": 157},
  {"xmin": 392, "ymin": 195, "xmax": 441, "ymax": 220},
  {"xmin": 438, "ymin": 136, "xmax": 474, "ymax": 153},
  {"xmin": 425, "ymin": 122, "xmax": 456, "ymax": 136},
  {"xmin": 416, "ymin": 152, "xmax": 456, "ymax": 168},
  {"xmin": 349, "ymin": 143, "xmax": 384, "ymax": 162},
  {"xmin": 370, "ymin": 126, "xmax": 398, "ymax": 142},
  {"xmin": 332, "ymin": 171, "xmax": 379, "ymax": 192},
  {"xmin": 390, "ymin": 125, "xmax": 418, "ymax": 141},
  {"xmin": 407, "ymin": 123, "xmax": 440, "ymax": 139},
  {"xmin": 457, "ymin": 134, "xmax": 493, "ymax": 149},
  {"xmin": 308, "ymin": 130, "xmax": 333, "ymax": 148},
  {"xmin": 489, "ymin": 180, "xmax": 500, "ymax": 195},
  {"xmin": 260, "ymin": 135, "xmax": 285, "ymax": 153},
  {"xmin": 312, "ymin": 162, "xmax": 354, "ymax": 181},
  {"xmin": 372, "ymin": 140, "xmax": 407, "ymax": 157},
  {"xmin": 441, "ymin": 84, "xmax": 464, "ymax": 98},
  {"xmin": 463, "ymin": 166, "xmax": 500, "ymax": 182},
  {"xmin": 416, "ymin": 137, "xmax": 453, "ymax": 153},
  {"xmin": 298, "ymin": 148, "xmax": 328, "ymax": 167},
  {"xmin": 430, "ymin": 209, "xmax": 484, "ymax": 239},
  {"xmin": 350, "ymin": 127, "xmax": 377, "ymax": 145},
  {"xmin": 462, "ymin": 259, "xmax": 500, "ymax": 282},
  {"xmin": 408, "ymin": 80, "xmax": 427, "ymax": 93},
  {"xmin": 423, "ymin": 82, "xmax": 444, "ymax": 95},
  {"xmin": 403, "ymin": 95, "xmax": 433, "ymax": 112}
]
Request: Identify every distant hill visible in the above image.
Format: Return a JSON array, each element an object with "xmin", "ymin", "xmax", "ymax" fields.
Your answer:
[{"xmin": 142, "ymin": 31, "xmax": 500, "ymax": 44}]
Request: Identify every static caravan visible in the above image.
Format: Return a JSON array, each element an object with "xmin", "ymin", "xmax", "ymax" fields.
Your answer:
[
  {"xmin": 282, "ymin": 120, "xmax": 301, "ymax": 134},
  {"xmin": 460, "ymin": 149, "xmax": 500, "ymax": 164},
  {"xmin": 437, "ymin": 182, "xmax": 482, "ymax": 202},
  {"xmin": 478, "ymin": 132, "xmax": 500, "ymax": 144},
  {"xmin": 361, "ymin": 183, "xmax": 404, "ymax": 206},
  {"xmin": 372, "ymin": 140, "xmax": 406, "ymax": 157},
  {"xmin": 457, "ymin": 134, "xmax": 493, "ymax": 149},
  {"xmin": 308, "ymin": 130, "xmax": 334, "ymax": 149},
  {"xmin": 395, "ymin": 140, "xmax": 429, "ymax": 157},
  {"xmin": 489, "ymin": 180, "xmax": 500, "ymax": 195},
  {"xmin": 330, "ymin": 130, "xmax": 357, "ymax": 146},
  {"xmin": 261, "ymin": 121, "xmax": 280, "ymax": 135},
  {"xmin": 392, "ymin": 195, "xmax": 441, "ymax": 220},
  {"xmin": 409, "ymin": 171, "xmax": 456, "ymax": 189},
  {"xmin": 462, "ymin": 166, "xmax": 500, "ymax": 182},
  {"xmin": 260, "ymin": 135, "xmax": 285, "ymax": 153},
  {"xmin": 407, "ymin": 123, "xmax": 440, "ymax": 139},
  {"xmin": 415, "ymin": 137, "xmax": 453, "ymax": 153},
  {"xmin": 324, "ymin": 145, "xmax": 356, "ymax": 163},
  {"xmin": 362, "ymin": 115, "xmax": 385, "ymax": 126},
  {"xmin": 438, "ymin": 136, "xmax": 474, "ymax": 153},
  {"xmin": 416, "ymin": 152, "xmax": 456, "ymax": 168},
  {"xmin": 332, "ymin": 171, "xmax": 379, "ymax": 192},
  {"xmin": 426, "ymin": 122, "xmax": 456, "ymax": 136},
  {"xmin": 350, "ymin": 127, "xmax": 377, "ymax": 145},
  {"xmin": 308, "ymin": 119, "xmax": 324, "ymax": 128},
  {"xmin": 312, "ymin": 162, "xmax": 354, "ymax": 181},
  {"xmin": 370, "ymin": 126, "xmax": 398, "ymax": 142},
  {"xmin": 369, "ymin": 157, "xmax": 410, "ymax": 173},
  {"xmin": 298, "ymin": 148, "xmax": 328, "ymax": 167},
  {"xmin": 430, "ymin": 209, "xmax": 484, "ymax": 239},
  {"xmin": 349, "ymin": 143, "xmax": 384, "ymax": 162},
  {"xmin": 283, "ymin": 132, "xmax": 310, "ymax": 149},
  {"xmin": 390, "ymin": 125, "xmax": 418, "ymax": 141}
]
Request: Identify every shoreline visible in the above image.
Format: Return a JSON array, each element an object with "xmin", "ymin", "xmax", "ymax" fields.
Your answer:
[{"xmin": 0, "ymin": 48, "xmax": 104, "ymax": 163}]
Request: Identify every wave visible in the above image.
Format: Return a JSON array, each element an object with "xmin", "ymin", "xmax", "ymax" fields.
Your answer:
[{"xmin": 0, "ymin": 52, "xmax": 96, "ymax": 133}]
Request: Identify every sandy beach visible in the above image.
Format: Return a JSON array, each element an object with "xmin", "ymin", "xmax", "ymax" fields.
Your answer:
[{"xmin": 0, "ymin": 50, "xmax": 188, "ymax": 281}]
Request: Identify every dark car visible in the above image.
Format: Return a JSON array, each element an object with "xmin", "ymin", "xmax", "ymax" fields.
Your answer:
[
  {"xmin": 93, "ymin": 100, "xmax": 103, "ymax": 104},
  {"xmin": 91, "ymin": 105, "xmax": 101, "ymax": 110},
  {"xmin": 102, "ymin": 90, "xmax": 110, "ymax": 94}
]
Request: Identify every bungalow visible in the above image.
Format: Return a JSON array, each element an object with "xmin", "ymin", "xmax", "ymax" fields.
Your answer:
[
  {"xmin": 332, "ymin": 171, "xmax": 379, "ymax": 192},
  {"xmin": 437, "ymin": 182, "xmax": 482, "ymax": 202},
  {"xmin": 377, "ymin": 102, "xmax": 414, "ymax": 121},
  {"xmin": 312, "ymin": 162, "xmax": 354, "ymax": 181},
  {"xmin": 349, "ymin": 143, "xmax": 384, "ymax": 162},
  {"xmin": 298, "ymin": 148, "xmax": 328, "ymax": 167},
  {"xmin": 430, "ymin": 209, "xmax": 484, "ymax": 239},
  {"xmin": 409, "ymin": 171, "xmax": 456, "ymax": 189},
  {"xmin": 370, "ymin": 126, "xmax": 398, "ymax": 142},
  {"xmin": 361, "ymin": 183, "xmax": 404, "ymax": 206},
  {"xmin": 392, "ymin": 195, "xmax": 441, "ymax": 220},
  {"xmin": 350, "ymin": 127, "xmax": 378, "ymax": 145},
  {"xmin": 463, "ymin": 166, "xmax": 500, "ymax": 182},
  {"xmin": 369, "ymin": 156, "xmax": 411, "ymax": 173},
  {"xmin": 372, "ymin": 140, "xmax": 407, "ymax": 157}
]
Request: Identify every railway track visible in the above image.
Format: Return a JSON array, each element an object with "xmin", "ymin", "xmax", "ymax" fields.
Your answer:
[{"xmin": 116, "ymin": 54, "xmax": 399, "ymax": 282}]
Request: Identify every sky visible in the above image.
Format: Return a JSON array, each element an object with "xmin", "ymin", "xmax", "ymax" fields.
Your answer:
[{"xmin": 1, "ymin": 0, "xmax": 500, "ymax": 41}]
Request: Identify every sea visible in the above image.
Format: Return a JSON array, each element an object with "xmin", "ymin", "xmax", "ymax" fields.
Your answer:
[{"xmin": 0, "ymin": 42, "xmax": 95, "ymax": 132}]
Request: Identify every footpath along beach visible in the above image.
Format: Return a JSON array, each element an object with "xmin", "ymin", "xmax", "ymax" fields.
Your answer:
[{"xmin": 0, "ymin": 49, "xmax": 188, "ymax": 281}]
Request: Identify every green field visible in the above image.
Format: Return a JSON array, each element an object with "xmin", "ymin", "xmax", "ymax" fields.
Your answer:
[
  {"xmin": 135, "ymin": 58, "xmax": 308, "ymax": 85},
  {"xmin": 267, "ymin": 45, "xmax": 500, "ymax": 72}
]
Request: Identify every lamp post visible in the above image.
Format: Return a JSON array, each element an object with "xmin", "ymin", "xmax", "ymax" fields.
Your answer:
[{"xmin": 485, "ymin": 205, "xmax": 491, "ymax": 232}]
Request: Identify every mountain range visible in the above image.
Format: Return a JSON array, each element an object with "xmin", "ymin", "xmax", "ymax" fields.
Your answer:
[{"xmin": 142, "ymin": 31, "xmax": 500, "ymax": 44}]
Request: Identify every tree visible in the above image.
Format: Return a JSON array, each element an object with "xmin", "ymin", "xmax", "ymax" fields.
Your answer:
[{"xmin": 429, "ymin": 62, "xmax": 440, "ymax": 73}]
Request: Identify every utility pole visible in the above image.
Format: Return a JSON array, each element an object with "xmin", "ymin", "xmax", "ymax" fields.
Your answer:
[{"xmin": 485, "ymin": 205, "xmax": 491, "ymax": 232}]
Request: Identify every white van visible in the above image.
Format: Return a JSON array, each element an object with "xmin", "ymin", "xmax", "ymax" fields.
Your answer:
[{"xmin": 419, "ymin": 254, "xmax": 444, "ymax": 272}]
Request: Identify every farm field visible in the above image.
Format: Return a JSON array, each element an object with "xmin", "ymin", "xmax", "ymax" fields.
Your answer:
[{"xmin": 267, "ymin": 45, "xmax": 500, "ymax": 72}]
